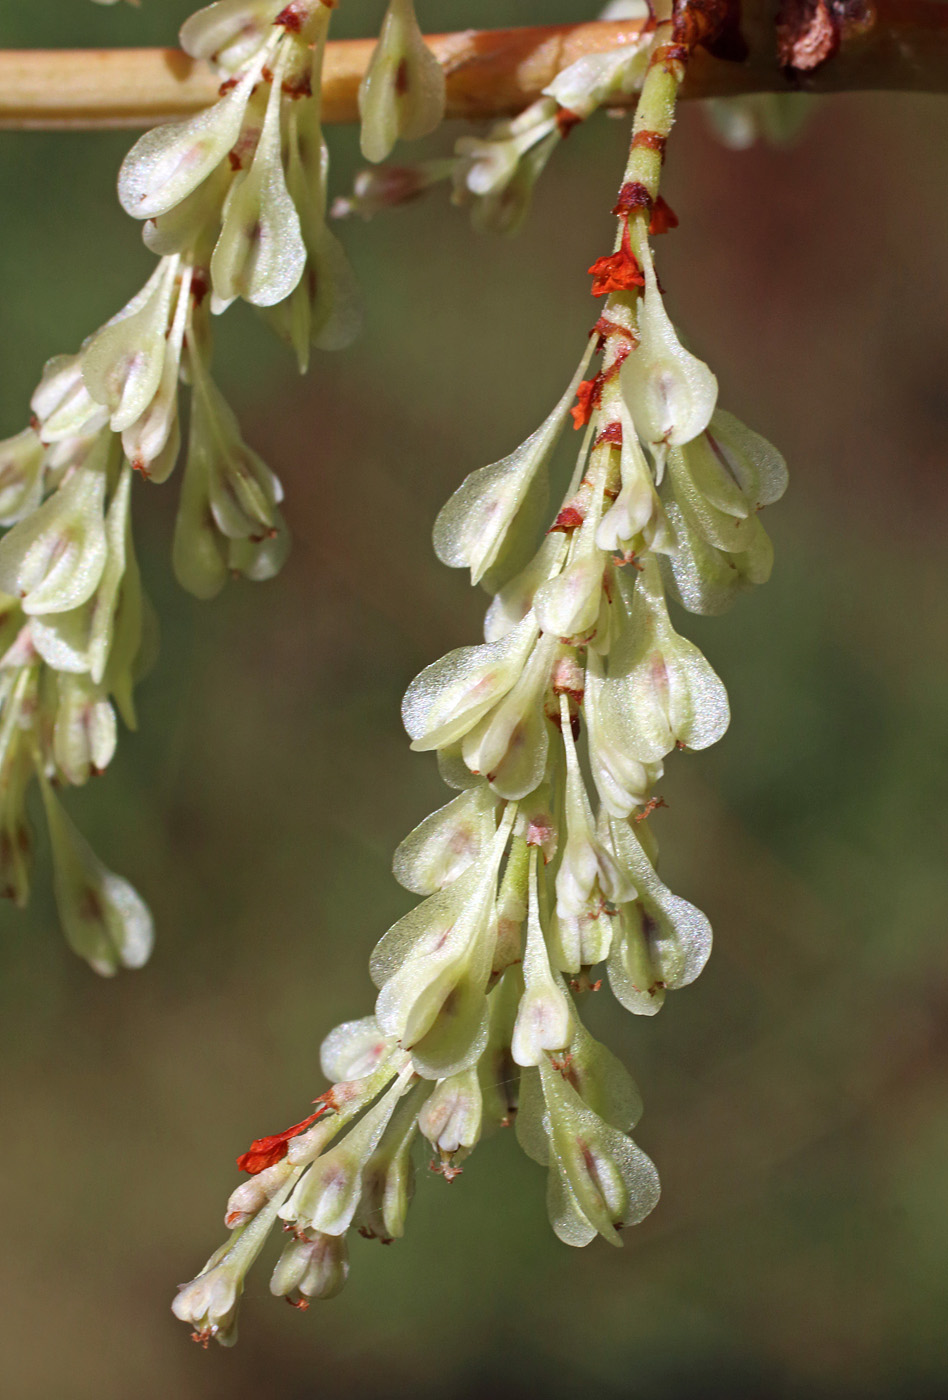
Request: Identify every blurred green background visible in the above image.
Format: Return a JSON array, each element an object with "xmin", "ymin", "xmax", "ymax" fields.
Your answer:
[{"xmin": 1, "ymin": 3, "xmax": 947, "ymax": 1398}]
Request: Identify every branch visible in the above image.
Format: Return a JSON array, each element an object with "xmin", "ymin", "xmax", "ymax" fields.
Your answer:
[{"xmin": 0, "ymin": 6, "xmax": 946, "ymax": 131}]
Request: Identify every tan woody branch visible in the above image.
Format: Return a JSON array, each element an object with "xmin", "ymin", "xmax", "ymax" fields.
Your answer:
[{"xmin": 0, "ymin": 6, "xmax": 947, "ymax": 131}]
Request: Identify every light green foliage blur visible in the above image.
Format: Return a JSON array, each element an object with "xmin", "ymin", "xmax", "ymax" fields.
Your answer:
[{"xmin": 0, "ymin": 3, "xmax": 947, "ymax": 1397}]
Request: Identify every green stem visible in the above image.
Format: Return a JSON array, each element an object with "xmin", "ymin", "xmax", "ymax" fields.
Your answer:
[{"xmin": 622, "ymin": 21, "xmax": 684, "ymax": 199}]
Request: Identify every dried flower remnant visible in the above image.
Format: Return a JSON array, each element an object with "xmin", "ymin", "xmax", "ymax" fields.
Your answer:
[{"xmin": 172, "ymin": 0, "xmax": 788, "ymax": 1345}]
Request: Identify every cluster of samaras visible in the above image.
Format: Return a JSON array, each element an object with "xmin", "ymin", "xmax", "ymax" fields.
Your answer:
[{"xmin": 0, "ymin": 0, "xmax": 787, "ymax": 1347}]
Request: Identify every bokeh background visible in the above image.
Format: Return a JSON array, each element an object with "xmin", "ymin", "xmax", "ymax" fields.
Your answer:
[{"xmin": 1, "ymin": 3, "xmax": 947, "ymax": 1397}]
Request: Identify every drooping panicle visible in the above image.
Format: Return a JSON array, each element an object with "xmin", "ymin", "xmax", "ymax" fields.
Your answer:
[{"xmin": 169, "ymin": 0, "xmax": 788, "ymax": 1346}]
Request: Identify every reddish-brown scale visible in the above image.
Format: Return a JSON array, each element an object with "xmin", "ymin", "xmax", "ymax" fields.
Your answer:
[
  {"xmin": 593, "ymin": 316, "xmax": 625, "ymax": 340},
  {"xmin": 228, "ymin": 149, "xmax": 243, "ymax": 171},
  {"xmin": 262, "ymin": 65, "xmax": 274, "ymax": 84},
  {"xmin": 287, "ymin": 1297, "xmax": 310, "ymax": 1310},
  {"xmin": 612, "ymin": 181, "xmax": 652, "ymax": 217},
  {"xmin": 218, "ymin": 77, "xmax": 239, "ymax": 96},
  {"xmin": 674, "ymin": 0, "xmax": 750, "ymax": 61},
  {"xmin": 283, "ymin": 72, "xmax": 313, "ymax": 99},
  {"xmin": 549, "ymin": 504, "xmax": 585, "ymax": 533},
  {"xmin": 274, "ymin": 1, "xmax": 307, "ymax": 31},
  {"xmin": 592, "ymin": 316, "xmax": 638, "ymax": 354},
  {"xmin": 588, "ymin": 219, "xmax": 645, "ymax": 297},
  {"xmin": 29, "ymin": 414, "xmax": 40, "ymax": 433},
  {"xmin": 190, "ymin": 269, "xmax": 210, "ymax": 305},
  {"xmin": 603, "ymin": 338, "xmax": 633, "ymax": 380},
  {"xmin": 317, "ymin": 1083, "xmax": 345, "ymax": 1112},
  {"xmin": 649, "ymin": 194, "xmax": 679, "ymax": 235},
  {"xmin": 634, "ymin": 796, "xmax": 668, "ymax": 822},
  {"xmin": 555, "ymin": 681, "xmax": 586, "ymax": 707},
  {"xmin": 631, "ymin": 129, "xmax": 667, "ymax": 157},
  {"xmin": 395, "ymin": 57, "xmax": 410, "ymax": 95},
  {"xmin": 595, "ymin": 420, "xmax": 623, "ymax": 447},
  {"xmin": 655, "ymin": 41, "xmax": 690, "ymax": 68},
  {"xmin": 547, "ymin": 704, "xmax": 582, "ymax": 741},
  {"xmin": 191, "ymin": 1329, "xmax": 212, "ymax": 1349},
  {"xmin": 556, "ymin": 107, "xmax": 583, "ymax": 138}
]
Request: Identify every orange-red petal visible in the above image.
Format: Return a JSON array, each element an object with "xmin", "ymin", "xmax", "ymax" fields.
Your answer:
[
  {"xmin": 588, "ymin": 245, "xmax": 645, "ymax": 296},
  {"xmin": 570, "ymin": 376, "xmax": 601, "ymax": 429},
  {"xmin": 236, "ymin": 1107, "xmax": 327, "ymax": 1175},
  {"xmin": 649, "ymin": 195, "xmax": 679, "ymax": 235}
]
